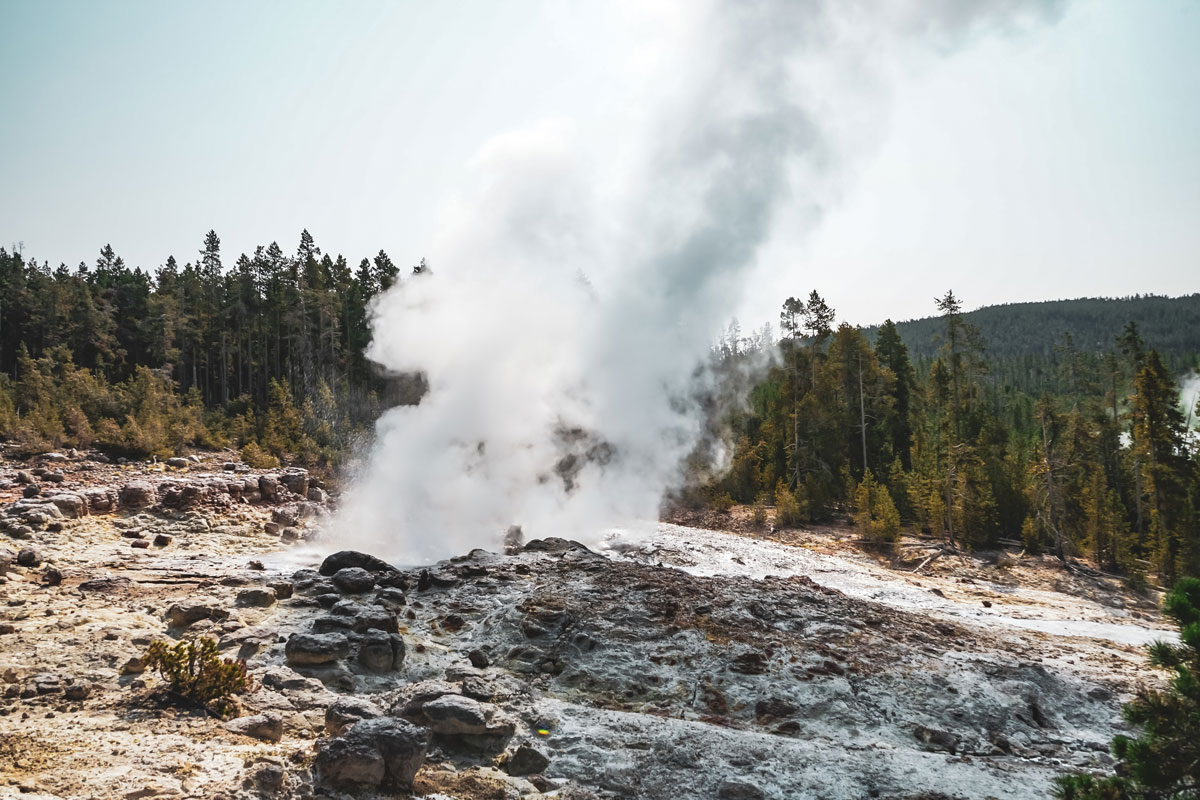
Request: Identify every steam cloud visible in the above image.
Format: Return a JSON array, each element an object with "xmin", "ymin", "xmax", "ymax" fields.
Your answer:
[{"xmin": 331, "ymin": 0, "xmax": 1067, "ymax": 564}]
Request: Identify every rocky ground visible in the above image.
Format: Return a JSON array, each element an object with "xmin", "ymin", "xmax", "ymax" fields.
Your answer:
[{"xmin": 0, "ymin": 451, "xmax": 1171, "ymax": 800}]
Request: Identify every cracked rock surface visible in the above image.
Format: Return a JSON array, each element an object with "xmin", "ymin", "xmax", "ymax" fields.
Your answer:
[{"xmin": 0, "ymin": 450, "xmax": 1168, "ymax": 799}]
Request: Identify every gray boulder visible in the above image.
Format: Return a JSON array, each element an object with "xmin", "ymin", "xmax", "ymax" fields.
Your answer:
[
  {"xmin": 325, "ymin": 696, "xmax": 384, "ymax": 735},
  {"xmin": 331, "ymin": 567, "xmax": 376, "ymax": 594},
  {"xmin": 47, "ymin": 493, "xmax": 88, "ymax": 518},
  {"xmin": 357, "ymin": 630, "xmax": 405, "ymax": 673},
  {"xmin": 422, "ymin": 695, "xmax": 516, "ymax": 738},
  {"xmin": 285, "ymin": 632, "xmax": 349, "ymax": 666},
  {"xmin": 119, "ymin": 481, "xmax": 156, "ymax": 508},
  {"xmin": 315, "ymin": 717, "xmax": 427, "ymax": 793},
  {"xmin": 319, "ymin": 550, "xmax": 398, "ymax": 577}
]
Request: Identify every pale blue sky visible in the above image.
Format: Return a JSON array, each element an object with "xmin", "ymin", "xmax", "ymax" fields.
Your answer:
[{"xmin": 1, "ymin": 0, "xmax": 1197, "ymax": 326}]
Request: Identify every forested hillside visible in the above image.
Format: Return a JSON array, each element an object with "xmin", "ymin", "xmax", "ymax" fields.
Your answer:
[
  {"xmin": 0, "ymin": 232, "xmax": 423, "ymax": 466},
  {"xmin": 871, "ymin": 294, "xmax": 1200, "ymax": 361},
  {"xmin": 704, "ymin": 291, "xmax": 1200, "ymax": 587}
]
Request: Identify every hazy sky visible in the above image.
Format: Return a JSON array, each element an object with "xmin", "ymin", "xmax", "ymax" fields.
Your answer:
[{"xmin": 1, "ymin": 0, "xmax": 1197, "ymax": 328}]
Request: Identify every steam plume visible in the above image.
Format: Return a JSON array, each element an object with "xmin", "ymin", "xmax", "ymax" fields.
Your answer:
[{"xmin": 331, "ymin": 0, "xmax": 1066, "ymax": 564}]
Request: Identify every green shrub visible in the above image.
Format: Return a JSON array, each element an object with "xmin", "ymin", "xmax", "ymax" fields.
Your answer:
[
  {"xmin": 240, "ymin": 440, "xmax": 280, "ymax": 469},
  {"xmin": 853, "ymin": 470, "xmax": 901, "ymax": 543},
  {"xmin": 142, "ymin": 637, "xmax": 250, "ymax": 718},
  {"xmin": 774, "ymin": 480, "xmax": 807, "ymax": 528},
  {"xmin": 751, "ymin": 496, "xmax": 768, "ymax": 528}
]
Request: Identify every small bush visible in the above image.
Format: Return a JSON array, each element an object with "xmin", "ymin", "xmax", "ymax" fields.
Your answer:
[
  {"xmin": 142, "ymin": 637, "xmax": 250, "ymax": 718},
  {"xmin": 774, "ymin": 480, "xmax": 807, "ymax": 528},
  {"xmin": 853, "ymin": 470, "xmax": 900, "ymax": 543},
  {"xmin": 240, "ymin": 440, "xmax": 280, "ymax": 469},
  {"xmin": 751, "ymin": 497, "xmax": 768, "ymax": 528},
  {"xmin": 709, "ymin": 491, "xmax": 735, "ymax": 512}
]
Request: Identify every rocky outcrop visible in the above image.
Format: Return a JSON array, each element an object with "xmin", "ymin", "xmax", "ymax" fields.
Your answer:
[
  {"xmin": 285, "ymin": 632, "xmax": 350, "ymax": 666},
  {"xmin": 325, "ymin": 696, "xmax": 384, "ymax": 735},
  {"xmin": 319, "ymin": 550, "xmax": 398, "ymax": 576},
  {"xmin": 119, "ymin": 481, "xmax": 156, "ymax": 508},
  {"xmin": 314, "ymin": 717, "xmax": 428, "ymax": 793}
]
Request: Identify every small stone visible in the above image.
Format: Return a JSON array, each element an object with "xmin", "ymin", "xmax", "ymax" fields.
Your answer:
[
  {"xmin": 41, "ymin": 567, "xmax": 63, "ymax": 586},
  {"xmin": 357, "ymin": 630, "xmax": 404, "ymax": 673},
  {"xmin": 165, "ymin": 603, "xmax": 229, "ymax": 628},
  {"xmin": 237, "ymin": 588, "xmax": 277, "ymax": 608},
  {"xmin": 467, "ymin": 650, "xmax": 490, "ymax": 669},
  {"xmin": 166, "ymin": 457, "xmax": 190, "ymax": 469},
  {"xmin": 153, "ymin": 534, "xmax": 172, "ymax": 546},
  {"xmin": 120, "ymin": 657, "xmax": 145, "ymax": 675},
  {"xmin": 64, "ymin": 683, "xmax": 92, "ymax": 701},
  {"xmin": 267, "ymin": 580, "xmax": 294, "ymax": 600},
  {"xmin": 503, "ymin": 743, "xmax": 550, "ymax": 776},
  {"xmin": 130, "ymin": 538, "xmax": 150, "ymax": 549},
  {"xmin": 248, "ymin": 763, "xmax": 285, "ymax": 794},
  {"xmin": 325, "ymin": 696, "xmax": 384, "ymax": 735},
  {"xmin": 17, "ymin": 548, "xmax": 41, "ymax": 568},
  {"xmin": 22, "ymin": 484, "xmax": 40, "ymax": 498},
  {"xmin": 264, "ymin": 521, "xmax": 281, "ymax": 535},
  {"xmin": 718, "ymin": 781, "xmax": 767, "ymax": 800},
  {"xmin": 225, "ymin": 713, "xmax": 283, "ymax": 742},
  {"xmin": 279, "ymin": 527, "xmax": 300, "ymax": 543},
  {"xmin": 0, "ymin": 623, "xmax": 15, "ymax": 635},
  {"xmin": 913, "ymin": 724, "xmax": 959, "ymax": 754}
]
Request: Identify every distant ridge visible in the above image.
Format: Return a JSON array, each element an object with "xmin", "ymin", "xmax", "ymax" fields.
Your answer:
[{"xmin": 867, "ymin": 294, "xmax": 1200, "ymax": 361}]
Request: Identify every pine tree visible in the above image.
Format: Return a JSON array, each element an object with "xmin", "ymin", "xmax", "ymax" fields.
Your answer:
[{"xmin": 1055, "ymin": 577, "xmax": 1200, "ymax": 800}]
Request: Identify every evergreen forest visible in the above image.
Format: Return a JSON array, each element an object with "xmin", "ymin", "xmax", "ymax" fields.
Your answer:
[{"xmin": 2, "ymin": 234, "xmax": 1199, "ymax": 585}]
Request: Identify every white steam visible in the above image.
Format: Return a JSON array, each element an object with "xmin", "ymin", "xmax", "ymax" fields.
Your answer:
[{"xmin": 332, "ymin": 0, "xmax": 1066, "ymax": 564}]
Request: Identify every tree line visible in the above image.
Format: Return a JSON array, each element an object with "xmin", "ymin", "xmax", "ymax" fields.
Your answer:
[
  {"xmin": 0, "ymin": 231, "xmax": 424, "ymax": 466},
  {"xmin": 702, "ymin": 291, "xmax": 1200, "ymax": 587}
]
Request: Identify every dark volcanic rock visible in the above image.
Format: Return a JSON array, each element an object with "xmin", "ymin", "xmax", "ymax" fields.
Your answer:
[
  {"xmin": 503, "ymin": 743, "xmax": 550, "ymax": 776},
  {"xmin": 422, "ymin": 694, "xmax": 516, "ymax": 738},
  {"xmin": 319, "ymin": 550, "xmax": 398, "ymax": 577},
  {"xmin": 285, "ymin": 632, "xmax": 350, "ymax": 666},
  {"xmin": 357, "ymin": 630, "xmax": 405, "ymax": 672},
  {"xmin": 17, "ymin": 548, "xmax": 41, "ymax": 568},
  {"xmin": 522, "ymin": 537, "xmax": 592, "ymax": 554},
  {"xmin": 914, "ymin": 725, "xmax": 959, "ymax": 754},
  {"xmin": 314, "ymin": 717, "xmax": 428, "ymax": 793},
  {"xmin": 236, "ymin": 588, "xmax": 277, "ymax": 607},
  {"xmin": 718, "ymin": 781, "xmax": 767, "ymax": 800},
  {"xmin": 325, "ymin": 696, "xmax": 384, "ymax": 735},
  {"xmin": 331, "ymin": 567, "xmax": 376, "ymax": 594}
]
